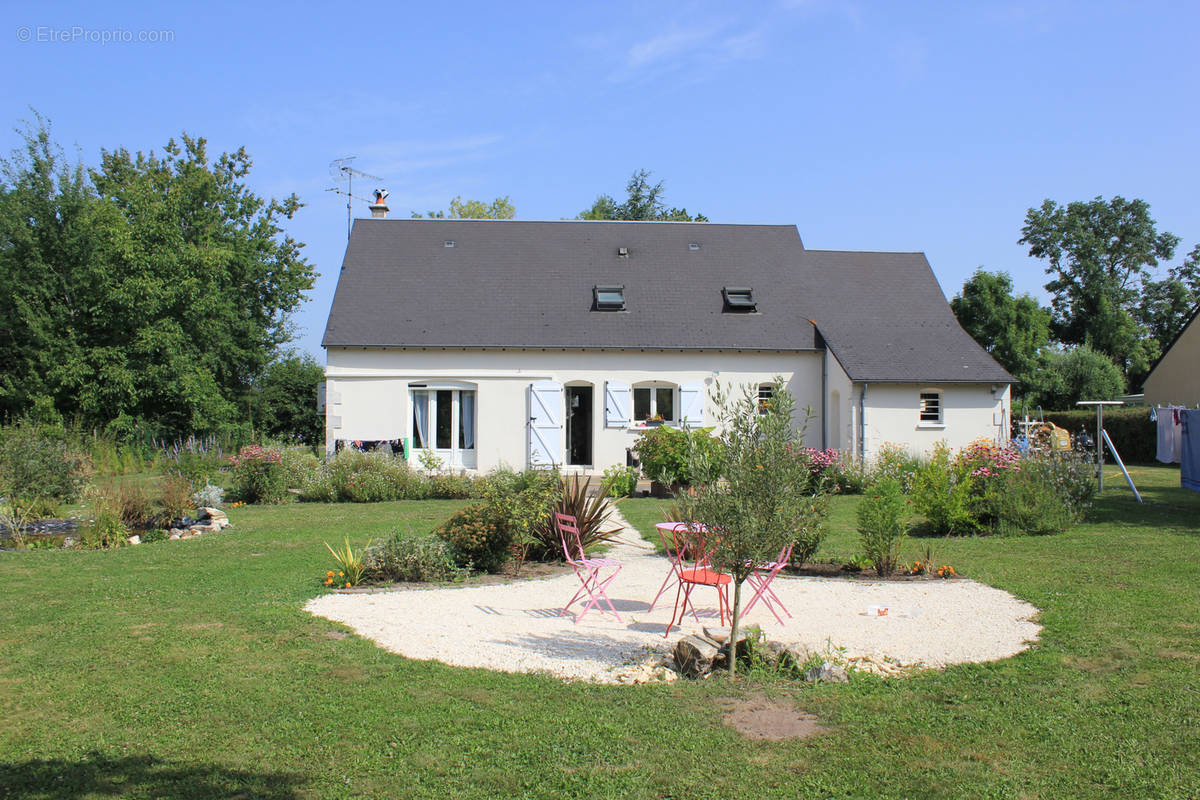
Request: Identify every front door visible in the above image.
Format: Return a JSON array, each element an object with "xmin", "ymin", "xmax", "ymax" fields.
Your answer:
[{"xmin": 566, "ymin": 385, "xmax": 593, "ymax": 467}]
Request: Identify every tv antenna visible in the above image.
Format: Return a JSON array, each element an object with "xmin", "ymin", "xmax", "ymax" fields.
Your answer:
[{"xmin": 327, "ymin": 156, "xmax": 384, "ymax": 240}]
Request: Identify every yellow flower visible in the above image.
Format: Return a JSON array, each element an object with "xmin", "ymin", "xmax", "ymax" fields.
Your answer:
[{"xmin": 338, "ymin": 571, "xmax": 344, "ymax": 577}]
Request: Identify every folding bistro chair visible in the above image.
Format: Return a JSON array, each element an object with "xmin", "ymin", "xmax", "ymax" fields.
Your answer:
[
  {"xmin": 555, "ymin": 512, "xmax": 623, "ymax": 623},
  {"xmin": 648, "ymin": 522, "xmax": 700, "ymax": 614},
  {"xmin": 664, "ymin": 523, "xmax": 731, "ymax": 638},
  {"xmin": 741, "ymin": 542, "xmax": 794, "ymax": 624}
]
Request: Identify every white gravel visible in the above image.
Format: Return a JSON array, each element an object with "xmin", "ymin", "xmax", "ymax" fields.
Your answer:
[{"xmin": 305, "ymin": 509, "xmax": 1041, "ymax": 683}]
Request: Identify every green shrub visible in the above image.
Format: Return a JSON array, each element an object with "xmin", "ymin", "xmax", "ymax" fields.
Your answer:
[
  {"xmin": 0, "ymin": 420, "xmax": 91, "ymax": 509},
  {"xmin": 80, "ymin": 488, "xmax": 130, "ymax": 550},
  {"xmin": 364, "ymin": 533, "xmax": 467, "ymax": 583},
  {"xmin": 856, "ymin": 479, "xmax": 909, "ymax": 576},
  {"xmin": 985, "ymin": 449, "xmax": 1096, "ymax": 535},
  {"xmin": 632, "ymin": 425, "xmax": 721, "ymax": 486},
  {"xmin": 159, "ymin": 474, "xmax": 194, "ymax": 522},
  {"xmin": 869, "ymin": 443, "xmax": 922, "ymax": 494},
  {"xmin": 600, "ymin": 465, "xmax": 639, "ymax": 498},
  {"xmin": 911, "ymin": 442, "xmax": 978, "ymax": 535},
  {"xmin": 279, "ymin": 447, "xmax": 322, "ymax": 490},
  {"xmin": 228, "ymin": 445, "xmax": 287, "ymax": 504},
  {"xmin": 479, "ymin": 468, "xmax": 561, "ymax": 567},
  {"xmin": 435, "ymin": 503, "xmax": 512, "ymax": 573},
  {"xmin": 100, "ymin": 482, "xmax": 159, "ymax": 528},
  {"xmin": 428, "ymin": 471, "xmax": 476, "ymax": 499},
  {"xmin": 141, "ymin": 528, "xmax": 169, "ymax": 544}
]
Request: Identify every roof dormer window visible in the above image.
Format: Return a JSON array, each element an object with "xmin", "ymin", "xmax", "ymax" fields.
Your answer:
[
  {"xmin": 722, "ymin": 286, "xmax": 756, "ymax": 312},
  {"xmin": 593, "ymin": 285, "xmax": 626, "ymax": 311}
]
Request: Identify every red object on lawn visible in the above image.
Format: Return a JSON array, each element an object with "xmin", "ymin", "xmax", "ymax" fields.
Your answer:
[
  {"xmin": 555, "ymin": 512, "xmax": 623, "ymax": 623},
  {"xmin": 663, "ymin": 523, "xmax": 731, "ymax": 638},
  {"xmin": 741, "ymin": 543, "xmax": 794, "ymax": 624}
]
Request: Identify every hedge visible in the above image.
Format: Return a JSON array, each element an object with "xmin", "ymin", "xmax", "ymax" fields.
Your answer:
[{"xmin": 1022, "ymin": 408, "xmax": 1156, "ymax": 464}]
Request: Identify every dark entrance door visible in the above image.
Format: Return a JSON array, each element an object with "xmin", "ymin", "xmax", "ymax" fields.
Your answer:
[{"xmin": 566, "ymin": 385, "xmax": 593, "ymax": 466}]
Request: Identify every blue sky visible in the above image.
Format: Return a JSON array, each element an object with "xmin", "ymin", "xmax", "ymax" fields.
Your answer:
[{"xmin": 4, "ymin": 1, "xmax": 1198, "ymax": 359}]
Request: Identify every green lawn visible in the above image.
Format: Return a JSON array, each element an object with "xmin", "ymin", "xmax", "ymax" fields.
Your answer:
[{"xmin": 1, "ymin": 467, "xmax": 1198, "ymax": 798}]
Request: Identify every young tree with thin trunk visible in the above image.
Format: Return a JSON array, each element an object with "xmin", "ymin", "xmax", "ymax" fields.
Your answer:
[{"xmin": 673, "ymin": 380, "xmax": 828, "ymax": 677}]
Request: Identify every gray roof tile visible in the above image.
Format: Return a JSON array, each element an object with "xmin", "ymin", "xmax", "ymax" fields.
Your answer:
[{"xmin": 322, "ymin": 219, "xmax": 1011, "ymax": 384}]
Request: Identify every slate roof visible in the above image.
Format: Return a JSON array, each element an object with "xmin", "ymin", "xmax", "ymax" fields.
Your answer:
[{"xmin": 322, "ymin": 219, "xmax": 1012, "ymax": 384}]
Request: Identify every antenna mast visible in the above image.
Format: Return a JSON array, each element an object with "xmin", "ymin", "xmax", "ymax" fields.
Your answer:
[{"xmin": 327, "ymin": 156, "xmax": 384, "ymax": 240}]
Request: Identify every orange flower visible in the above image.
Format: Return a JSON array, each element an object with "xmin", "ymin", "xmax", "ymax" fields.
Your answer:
[
  {"xmin": 344, "ymin": 583, "xmax": 351, "ymax": 588},
  {"xmin": 324, "ymin": 579, "xmax": 332, "ymax": 585},
  {"xmin": 338, "ymin": 571, "xmax": 344, "ymax": 577},
  {"xmin": 327, "ymin": 571, "xmax": 334, "ymax": 577}
]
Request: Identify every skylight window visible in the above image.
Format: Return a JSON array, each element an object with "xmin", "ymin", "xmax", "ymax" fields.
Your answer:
[
  {"xmin": 722, "ymin": 286, "xmax": 756, "ymax": 312},
  {"xmin": 594, "ymin": 285, "xmax": 626, "ymax": 311}
]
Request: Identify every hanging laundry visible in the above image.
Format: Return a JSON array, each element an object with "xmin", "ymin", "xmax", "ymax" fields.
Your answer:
[
  {"xmin": 1156, "ymin": 408, "xmax": 1178, "ymax": 463},
  {"xmin": 1180, "ymin": 409, "xmax": 1200, "ymax": 494},
  {"xmin": 1152, "ymin": 407, "xmax": 1180, "ymax": 462}
]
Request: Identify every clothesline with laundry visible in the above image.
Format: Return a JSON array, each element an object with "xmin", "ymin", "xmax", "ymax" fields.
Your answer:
[{"xmin": 1152, "ymin": 405, "xmax": 1200, "ymax": 494}]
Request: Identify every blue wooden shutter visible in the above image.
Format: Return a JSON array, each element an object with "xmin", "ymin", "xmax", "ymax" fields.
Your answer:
[
  {"xmin": 528, "ymin": 381, "xmax": 563, "ymax": 467},
  {"xmin": 605, "ymin": 381, "xmax": 631, "ymax": 428},
  {"xmin": 679, "ymin": 382, "xmax": 706, "ymax": 428}
]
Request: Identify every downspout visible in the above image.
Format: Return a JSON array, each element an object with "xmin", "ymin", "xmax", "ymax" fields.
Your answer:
[
  {"xmin": 858, "ymin": 382, "xmax": 868, "ymax": 464},
  {"xmin": 817, "ymin": 327, "xmax": 828, "ymax": 451}
]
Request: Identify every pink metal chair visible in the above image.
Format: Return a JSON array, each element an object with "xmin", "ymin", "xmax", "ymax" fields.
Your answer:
[
  {"xmin": 741, "ymin": 543, "xmax": 794, "ymax": 624},
  {"xmin": 664, "ymin": 523, "xmax": 731, "ymax": 638},
  {"xmin": 555, "ymin": 512, "xmax": 623, "ymax": 624}
]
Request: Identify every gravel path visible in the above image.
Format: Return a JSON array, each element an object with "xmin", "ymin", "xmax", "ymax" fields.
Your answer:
[{"xmin": 305, "ymin": 509, "xmax": 1041, "ymax": 683}]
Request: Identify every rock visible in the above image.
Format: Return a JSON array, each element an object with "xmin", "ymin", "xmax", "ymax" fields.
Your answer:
[
  {"xmin": 779, "ymin": 643, "xmax": 815, "ymax": 673},
  {"xmin": 168, "ymin": 532, "xmax": 182, "ymax": 541},
  {"xmin": 126, "ymin": 535, "xmax": 141, "ymax": 545},
  {"xmin": 761, "ymin": 639, "xmax": 787, "ymax": 663},
  {"xmin": 62, "ymin": 536, "xmax": 79, "ymax": 548},
  {"xmin": 189, "ymin": 523, "xmax": 220, "ymax": 533},
  {"xmin": 197, "ymin": 507, "xmax": 228, "ymax": 523},
  {"xmin": 805, "ymin": 661, "xmax": 849, "ymax": 684},
  {"xmin": 703, "ymin": 626, "xmax": 731, "ymax": 644},
  {"xmin": 673, "ymin": 634, "xmax": 721, "ymax": 679}
]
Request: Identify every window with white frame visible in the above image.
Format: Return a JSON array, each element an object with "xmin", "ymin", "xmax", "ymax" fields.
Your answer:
[
  {"xmin": 411, "ymin": 387, "xmax": 476, "ymax": 452},
  {"xmin": 758, "ymin": 383, "xmax": 774, "ymax": 415},
  {"xmin": 919, "ymin": 391, "xmax": 943, "ymax": 424},
  {"xmin": 633, "ymin": 384, "xmax": 675, "ymax": 423}
]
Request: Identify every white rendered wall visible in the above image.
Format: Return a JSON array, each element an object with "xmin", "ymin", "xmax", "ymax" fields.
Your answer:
[
  {"xmin": 859, "ymin": 383, "xmax": 1010, "ymax": 459},
  {"xmin": 324, "ymin": 347, "xmax": 823, "ymax": 472}
]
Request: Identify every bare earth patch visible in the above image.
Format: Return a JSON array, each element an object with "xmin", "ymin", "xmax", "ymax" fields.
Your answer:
[
  {"xmin": 305, "ymin": 510, "xmax": 1042, "ymax": 683},
  {"xmin": 723, "ymin": 695, "xmax": 827, "ymax": 741}
]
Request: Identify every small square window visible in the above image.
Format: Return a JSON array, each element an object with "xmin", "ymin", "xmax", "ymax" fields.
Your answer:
[
  {"xmin": 594, "ymin": 285, "xmax": 626, "ymax": 311},
  {"xmin": 722, "ymin": 286, "xmax": 756, "ymax": 312},
  {"xmin": 444, "ymin": 240, "xmax": 455, "ymax": 248},
  {"xmin": 920, "ymin": 391, "xmax": 942, "ymax": 423}
]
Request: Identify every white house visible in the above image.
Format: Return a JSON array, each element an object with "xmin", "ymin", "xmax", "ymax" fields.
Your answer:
[{"xmin": 321, "ymin": 219, "xmax": 1012, "ymax": 472}]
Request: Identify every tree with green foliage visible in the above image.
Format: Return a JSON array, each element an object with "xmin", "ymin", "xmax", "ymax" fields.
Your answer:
[
  {"xmin": 951, "ymin": 268, "xmax": 1051, "ymax": 388},
  {"xmin": 1137, "ymin": 242, "xmax": 1200, "ymax": 348},
  {"xmin": 674, "ymin": 380, "xmax": 827, "ymax": 677},
  {"xmin": 1019, "ymin": 196, "xmax": 1179, "ymax": 382},
  {"xmin": 1026, "ymin": 345, "xmax": 1124, "ymax": 410},
  {"xmin": 0, "ymin": 120, "xmax": 314, "ymax": 439},
  {"xmin": 251, "ymin": 352, "xmax": 325, "ymax": 446},
  {"xmin": 412, "ymin": 195, "xmax": 515, "ymax": 219},
  {"xmin": 579, "ymin": 169, "xmax": 707, "ymax": 222}
]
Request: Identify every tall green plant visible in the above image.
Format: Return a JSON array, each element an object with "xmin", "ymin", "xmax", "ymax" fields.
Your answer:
[
  {"xmin": 856, "ymin": 479, "xmax": 909, "ymax": 576},
  {"xmin": 673, "ymin": 379, "xmax": 829, "ymax": 677}
]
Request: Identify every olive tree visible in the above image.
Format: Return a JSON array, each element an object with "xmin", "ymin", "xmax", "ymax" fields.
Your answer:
[{"xmin": 674, "ymin": 380, "xmax": 829, "ymax": 677}]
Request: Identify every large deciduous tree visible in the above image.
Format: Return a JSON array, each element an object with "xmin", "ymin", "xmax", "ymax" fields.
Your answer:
[
  {"xmin": 251, "ymin": 352, "xmax": 325, "ymax": 446},
  {"xmin": 1137, "ymin": 243, "xmax": 1200, "ymax": 347},
  {"xmin": 579, "ymin": 169, "xmax": 707, "ymax": 222},
  {"xmin": 951, "ymin": 269, "xmax": 1051, "ymax": 389},
  {"xmin": 0, "ymin": 121, "xmax": 315, "ymax": 438},
  {"xmin": 1019, "ymin": 196, "xmax": 1179, "ymax": 382}
]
